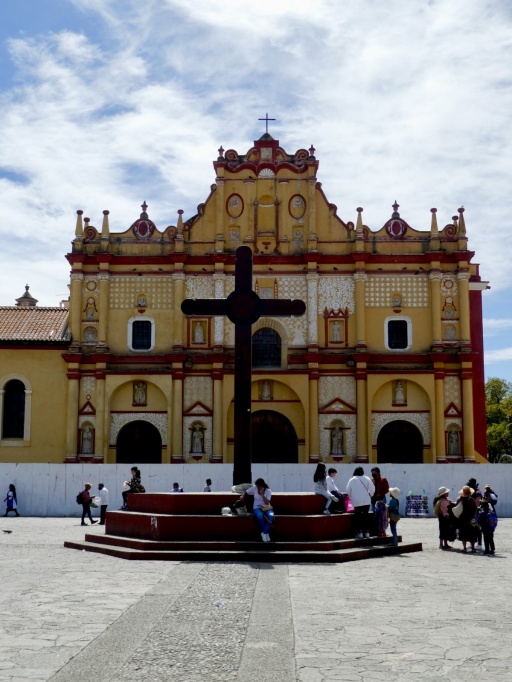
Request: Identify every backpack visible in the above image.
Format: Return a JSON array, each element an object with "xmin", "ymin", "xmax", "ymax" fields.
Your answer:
[
  {"xmin": 488, "ymin": 511, "xmax": 498, "ymax": 530},
  {"xmin": 76, "ymin": 491, "xmax": 84, "ymax": 505}
]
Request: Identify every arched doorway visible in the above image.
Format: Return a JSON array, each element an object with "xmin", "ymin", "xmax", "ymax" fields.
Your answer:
[
  {"xmin": 377, "ymin": 420, "xmax": 423, "ymax": 464},
  {"xmin": 116, "ymin": 420, "xmax": 162, "ymax": 464},
  {"xmin": 251, "ymin": 410, "xmax": 298, "ymax": 463}
]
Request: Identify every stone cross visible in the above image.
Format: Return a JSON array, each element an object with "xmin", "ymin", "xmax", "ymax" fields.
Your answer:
[{"xmin": 181, "ymin": 246, "xmax": 306, "ymax": 484}]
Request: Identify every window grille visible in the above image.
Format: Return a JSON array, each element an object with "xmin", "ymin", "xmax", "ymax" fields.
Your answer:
[
  {"xmin": 252, "ymin": 328, "xmax": 281, "ymax": 368},
  {"xmin": 132, "ymin": 320, "xmax": 152, "ymax": 350},
  {"xmin": 387, "ymin": 320, "xmax": 408, "ymax": 349}
]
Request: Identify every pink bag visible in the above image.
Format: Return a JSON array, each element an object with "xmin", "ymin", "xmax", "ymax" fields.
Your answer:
[{"xmin": 344, "ymin": 495, "xmax": 355, "ymax": 513}]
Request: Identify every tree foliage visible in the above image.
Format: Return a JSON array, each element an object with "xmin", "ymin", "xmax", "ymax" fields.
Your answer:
[{"xmin": 485, "ymin": 378, "xmax": 512, "ymax": 462}]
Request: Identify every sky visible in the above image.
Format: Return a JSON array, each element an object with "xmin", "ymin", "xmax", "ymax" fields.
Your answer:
[{"xmin": 0, "ymin": 0, "xmax": 511, "ymax": 381}]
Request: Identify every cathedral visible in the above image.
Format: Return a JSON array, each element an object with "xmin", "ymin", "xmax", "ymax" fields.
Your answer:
[{"xmin": 0, "ymin": 132, "xmax": 488, "ymax": 465}]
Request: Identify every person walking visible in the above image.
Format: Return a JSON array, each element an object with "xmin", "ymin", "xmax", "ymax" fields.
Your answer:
[
  {"xmin": 97, "ymin": 483, "xmax": 109, "ymax": 525},
  {"xmin": 81, "ymin": 483, "xmax": 98, "ymax": 526},
  {"xmin": 346, "ymin": 467, "xmax": 375, "ymax": 539},
  {"xmin": 3, "ymin": 484, "xmax": 20, "ymax": 517}
]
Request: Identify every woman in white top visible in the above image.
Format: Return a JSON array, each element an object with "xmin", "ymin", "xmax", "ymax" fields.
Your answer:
[
  {"xmin": 346, "ymin": 467, "xmax": 375, "ymax": 539},
  {"xmin": 241, "ymin": 478, "xmax": 274, "ymax": 542},
  {"xmin": 313, "ymin": 463, "xmax": 334, "ymax": 515}
]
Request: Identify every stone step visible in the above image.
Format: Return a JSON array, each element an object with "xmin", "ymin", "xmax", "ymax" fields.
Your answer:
[
  {"xmin": 81, "ymin": 532, "xmax": 402, "ymax": 553},
  {"xmin": 64, "ymin": 538, "xmax": 422, "ymax": 563}
]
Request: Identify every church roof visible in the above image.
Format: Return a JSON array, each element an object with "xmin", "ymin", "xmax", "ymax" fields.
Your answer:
[{"xmin": 0, "ymin": 307, "xmax": 70, "ymax": 342}]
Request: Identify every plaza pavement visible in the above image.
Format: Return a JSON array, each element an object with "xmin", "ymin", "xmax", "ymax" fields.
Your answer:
[{"xmin": 0, "ymin": 515, "xmax": 511, "ymax": 682}]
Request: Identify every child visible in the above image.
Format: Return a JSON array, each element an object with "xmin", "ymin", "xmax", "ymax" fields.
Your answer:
[
  {"xmin": 387, "ymin": 487, "xmax": 401, "ymax": 546},
  {"xmin": 326, "ymin": 468, "xmax": 345, "ymax": 512},
  {"xmin": 3, "ymin": 484, "xmax": 20, "ymax": 517},
  {"xmin": 203, "ymin": 478, "xmax": 212, "ymax": 492},
  {"xmin": 476, "ymin": 500, "xmax": 498, "ymax": 556},
  {"xmin": 171, "ymin": 482, "xmax": 184, "ymax": 493}
]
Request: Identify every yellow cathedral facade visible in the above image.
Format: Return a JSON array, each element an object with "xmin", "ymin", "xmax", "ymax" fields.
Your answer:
[{"xmin": 0, "ymin": 132, "xmax": 488, "ymax": 465}]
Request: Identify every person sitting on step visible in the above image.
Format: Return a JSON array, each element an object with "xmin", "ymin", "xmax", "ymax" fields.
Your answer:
[
  {"xmin": 313, "ymin": 463, "xmax": 335, "ymax": 515},
  {"xmin": 240, "ymin": 478, "xmax": 274, "ymax": 542}
]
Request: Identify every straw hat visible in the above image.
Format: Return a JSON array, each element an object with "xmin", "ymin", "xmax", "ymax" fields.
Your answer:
[
  {"xmin": 458, "ymin": 485, "xmax": 474, "ymax": 497},
  {"xmin": 388, "ymin": 487, "xmax": 401, "ymax": 499},
  {"xmin": 437, "ymin": 486, "xmax": 451, "ymax": 497}
]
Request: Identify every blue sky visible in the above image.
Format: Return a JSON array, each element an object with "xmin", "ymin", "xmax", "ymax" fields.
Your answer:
[{"xmin": 1, "ymin": 0, "xmax": 511, "ymax": 381}]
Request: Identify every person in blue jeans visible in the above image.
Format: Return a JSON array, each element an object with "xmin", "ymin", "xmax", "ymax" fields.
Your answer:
[
  {"xmin": 387, "ymin": 487, "xmax": 401, "ymax": 545},
  {"xmin": 241, "ymin": 478, "xmax": 274, "ymax": 542}
]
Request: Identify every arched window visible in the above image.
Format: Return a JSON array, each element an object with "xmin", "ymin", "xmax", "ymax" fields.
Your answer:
[
  {"xmin": 252, "ymin": 328, "xmax": 281, "ymax": 368},
  {"xmin": 2, "ymin": 380, "xmax": 25, "ymax": 438}
]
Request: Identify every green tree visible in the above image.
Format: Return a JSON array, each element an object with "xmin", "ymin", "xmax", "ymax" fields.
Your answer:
[{"xmin": 485, "ymin": 378, "xmax": 512, "ymax": 462}]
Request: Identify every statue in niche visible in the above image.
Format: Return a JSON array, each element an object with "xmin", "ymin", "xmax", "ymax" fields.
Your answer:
[
  {"xmin": 394, "ymin": 380, "xmax": 406, "ymax": 405},
  {"xmin": 193, "ymin": 321, "xmax": 205, "ymax": 344},
  {"xmin": 331, "ymin": 425, "xmax": 344, "ymax": 456},
  {"xmin": 261, "ymin": 380, "xmax": 272, "ymax": 401},
  {"xmin": 331, "ymin": 320, "xmax": 342, "ymax": 342},
  {"xmin": 191, "ymin": 424, "xmax": 204, "ymax": 453},
  {"xmin": 392, "ymin": 294, "xmax": 402, "ymax": 307},
  {"xmin": 448, "ymin": 429, "xmax": 460, "ymax": 455},
  {"xmin": 133, "ymin": 381, "xmax": 147, "ymax": 405},
  {"xmin": 137, "ymin": 295, "xmax": 147, "ymax": 308},
  {"xmin": 83, "ymin": 327, "xmax": 97, "ymax": 343},
  {"xmin": 81, "ymin": 426, "xmax": 94, "ymax": 455},
  {"xmin": 84, "ymin": 297, "xmax": 97, "ymax": 320}
]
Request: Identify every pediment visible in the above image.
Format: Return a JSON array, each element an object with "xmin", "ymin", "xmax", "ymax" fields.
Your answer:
[
  {"xmin": 444, "ymin": 402, "xmax": 462, "ymax": 417},
  {"xmin": 79, "ymin": 400, "xmax": 96, "ymax": 415},
  {"xmin": 319, "ymin": 397, "xmax": 356, "ymax": 414},
  {"xmin": 183, "ymin": 401, "xmax": 213, "ymax": 417}
]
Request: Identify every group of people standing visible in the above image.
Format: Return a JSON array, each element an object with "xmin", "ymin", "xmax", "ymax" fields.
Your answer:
[
  {"xmin": 313, "ymin": 464, "xmax": 401, "ymax": 544},
  {"xmin": 434, "ymin": 478, "xmax": 498, "ymax": 555}
]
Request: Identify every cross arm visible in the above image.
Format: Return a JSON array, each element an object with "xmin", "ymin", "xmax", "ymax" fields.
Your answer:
[
  {"xmin": 259, "ymin": 299, "xmax": 307, "ymax": 318},
  {"xmin": 181, "ymin": 299, "xmax": 229, "ymax": 316}
]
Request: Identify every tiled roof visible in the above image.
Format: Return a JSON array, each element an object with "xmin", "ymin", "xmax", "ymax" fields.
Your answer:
[{"xmin": 0, "ymin": 307, "xmax": 70, "ymax": 342}]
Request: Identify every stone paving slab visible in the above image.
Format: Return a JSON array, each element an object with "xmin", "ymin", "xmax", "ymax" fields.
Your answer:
[{"xmin": 0, "ymin": 516, "xmax": 511, "ymax": 681}]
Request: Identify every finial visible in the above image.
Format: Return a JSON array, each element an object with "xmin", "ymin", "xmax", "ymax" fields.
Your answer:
[
  {"xmin": 452, "ymin": 215, "xmax": 458, "ymax": 226},
  {"xmin": 258, "ymin": 113, "xmax": 276, "ymax": 134},
  {"xmin": 75, "ymin": 210, "xmax": 84, "ymax": 237},
  {"xmin": 101, "ymin": 209, "xmax": 110, "ymax": 236},
  {"xmin": 430, "ymin": 208, "xmax": 438, "ymax": 234},
  {"xmin": 84, "ymin": 217, "xmax": 90, "ymax": 225},
  {"xmin": 392, "ymin": 200, "xmax": 400, "ymax": 218},
  {"xmin": 458, "ymin": 206, "xmax": 466, "ymax": 235},
  {"xmin": 218, "ymin": 145, "xmax": 224, "ymax": 157},
  {"xmin": 356, "ymin": 207, "xmax": 364, "ymax": 232},
  {"xmin": 177, "ymin": 209, "xmax": 184, "ymax": 230},
  {"xmin": 308, "ymin": 144, "xmax": 316, "ymax": 157},
  {"xmin": 140, "ymin": 201, "xmax": 148, "ymax": 218}
]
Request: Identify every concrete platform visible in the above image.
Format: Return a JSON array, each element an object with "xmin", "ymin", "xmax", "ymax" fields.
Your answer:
[{"xmin": 65, "ymin": 492, "xmax": 422, "ymax": 562}]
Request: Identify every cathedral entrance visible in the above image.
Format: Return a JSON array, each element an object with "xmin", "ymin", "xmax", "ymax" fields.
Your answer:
[
  {"xmin": 116, "ymin": 420, "xmax": 162, "ymax": 464},
  {"xmin": 377, "ymin": 420, "xmax": 423, "ymax": 464},
  {"xmin": 251, "ymin": 410, "xmax": 298, "ymax": 463}
]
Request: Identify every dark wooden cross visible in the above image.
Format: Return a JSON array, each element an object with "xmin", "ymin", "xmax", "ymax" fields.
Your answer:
[
  {"xmin": 181, "ymin": 246, "xmax": 306, "ymax": 485},
  {"xmin": 258, "ymin": 113, "xmax": 276, "ymax": 135}
]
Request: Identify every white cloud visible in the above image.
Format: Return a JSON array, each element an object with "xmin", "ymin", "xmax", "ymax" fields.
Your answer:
[
  {"xmin": 0, "ymin": 0, "xmax": 511, "ymax": 326},
  {"xmin": 486, "ymin": 348, "xmax": 512, "ymax": 363}
]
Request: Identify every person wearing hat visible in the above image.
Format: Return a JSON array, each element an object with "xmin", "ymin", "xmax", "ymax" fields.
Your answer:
[
  {"xmin": 483, "ymin": 484, "xmax": 498, "ymax": 510},
  {"xmin": 433, "ymin": 486, "xmax": 456, "ymax": 549},
  {"xmin": 80, "ymin": 483, "xmax": 98, "ymax": 527},
  {"xmin": 387, "ymin": 488, "xmax": 401, "ymax": 546},
  {"xmin": 455, "ymin": 485, "xmax": 478, "ymax": 552}
]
